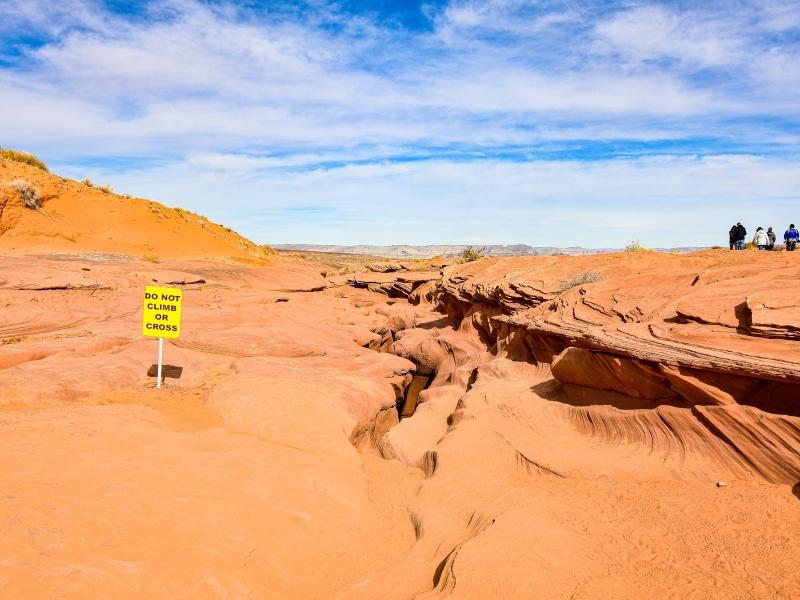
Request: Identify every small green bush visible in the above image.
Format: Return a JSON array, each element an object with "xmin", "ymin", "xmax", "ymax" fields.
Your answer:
[
  {"xmin": 559, "ymin": 271, "xmax": 607, "ymax": 291},
  {"xmin": 461, "ymin": 245, "xmax": 485, "ymax": 262},
  {"xmin": 0, "ymin": 147, "xmax": 48, "ymax": 172}
]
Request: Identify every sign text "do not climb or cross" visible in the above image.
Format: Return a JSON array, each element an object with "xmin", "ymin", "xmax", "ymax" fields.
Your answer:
[{"xmin": 142, "ymin": 286, "xmax": 183, "ymax": 339}]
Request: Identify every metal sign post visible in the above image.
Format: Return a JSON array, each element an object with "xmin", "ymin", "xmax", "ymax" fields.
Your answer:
[{"xmin": 157, "ymin": 337, "xmax": 164, "ymax": 388}]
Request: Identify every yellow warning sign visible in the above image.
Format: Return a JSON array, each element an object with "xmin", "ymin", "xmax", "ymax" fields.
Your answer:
[{"xmin": 142, "ymin": 286, "xmax": 182, "ymax": 339}]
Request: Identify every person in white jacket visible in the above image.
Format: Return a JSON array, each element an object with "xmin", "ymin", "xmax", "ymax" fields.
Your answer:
[{"xmin": 753, "ymin": 227, "xmax": 769, "ymax": 251}]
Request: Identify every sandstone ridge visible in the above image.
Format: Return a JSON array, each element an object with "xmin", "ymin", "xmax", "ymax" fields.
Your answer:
[
  {"xmin": 400, "ymin": 251, "xmax": 800, "ymax": 483},
  {"xmin": 0, "ymin": 157, "xmax": 269, "ymax": 261}
]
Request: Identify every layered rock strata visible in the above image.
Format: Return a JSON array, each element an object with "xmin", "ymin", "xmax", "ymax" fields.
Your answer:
[{"xmin": 397, "ymin": 252, "xmax": 800, "ymax": 483}]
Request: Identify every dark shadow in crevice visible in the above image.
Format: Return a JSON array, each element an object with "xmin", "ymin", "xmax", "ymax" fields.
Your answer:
[
  {"xmin": 662, "ymin": 315, "xmax": 688, "ymax": 324},
  {"xmin": 416, "ymin": 315, "xmax": 454, "ymax": 330},
  {"xmin": 532, "ymin": 379, "xmax": 689, "ymax": 411},
  {"xmin": 464, "ymin": 368, "xmax": 478, "ymax": 392},
  {"xmin": 397, "ymin": 374, "xmax": 431, "ymax": 419},
  {"xmin": 147, "ymin": 364, "xmax": 184, "ymax": 380},
  {"xmin": 735, "ymin": 380, "xmax": 800, "ymax": 418},
  {"xmin": 734, "ymin": 301, "xmax": 752, "ymax": 333},
  {"xmin": 529, "ymin": 379, "xmax": 563, "ymax": 401},
  {"xmin": 431, "ymin": 548, "xmax": 455, "ymax": 589}
]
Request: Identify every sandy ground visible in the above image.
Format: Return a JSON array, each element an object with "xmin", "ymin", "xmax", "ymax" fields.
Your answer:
[{"xmin": 0, "ymin": 250, "xmax": 798, "ymax": 599}]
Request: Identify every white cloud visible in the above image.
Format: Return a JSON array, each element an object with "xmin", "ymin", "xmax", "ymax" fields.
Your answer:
[
  {"xmin": 1, "ymin": 0, "xmax": 775, "ymax": 155},
  {"xmin": 757, "ymin": 0, "xmax": 800, "ymax": 32},
  {"xmin": 433, "ymin": 0, "xmax": 578, "ymax": 39},
  {"xmin": 591, "ymin": 3, "xmax": 800, "ymax": 103},
  {"xmin": 0, "ymin": 0, "xmax": 109, "ymax": 37},
  {"xmin": 593, "ymin": 6, "xmax": 743, "ymax": 69},
  {"xmin": 68, "ymin": 153, "xmax": 799, "ymax": 248}
]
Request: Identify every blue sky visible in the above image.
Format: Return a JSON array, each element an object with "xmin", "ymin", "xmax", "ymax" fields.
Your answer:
[{"xmin": 1, "ymin": 0, "xmax": 799, "ymax": 247}]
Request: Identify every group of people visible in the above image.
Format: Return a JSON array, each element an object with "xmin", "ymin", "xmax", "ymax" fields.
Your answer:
[{"xmin": 728, "ymin": 223, "xmax": 799, "ymax": 251}]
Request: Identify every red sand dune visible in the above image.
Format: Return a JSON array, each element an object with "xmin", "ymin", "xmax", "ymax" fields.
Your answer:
[
  {"xmin": 0, "ymin": 157, "xmax": 269, "ymax": 261},
  {"xmin": 1, "ymin": 159, "xmax": 799, "ymax": 598}
]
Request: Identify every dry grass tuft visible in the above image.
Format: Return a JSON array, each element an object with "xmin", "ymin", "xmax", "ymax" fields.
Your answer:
[
  {"xmin": 6, "ymin": 179, "xmax": 43, "ymax": 212},
  {"xmin": 0, "ymin": 147, "xmax": 48, "ymax": 172},
  {"xmin": 625, "ymin": 239, "xmax": 653, "ymax": 253},
  {"xmin": 559, "ymin": 271, "xmax": 607, "ymax": 291}
]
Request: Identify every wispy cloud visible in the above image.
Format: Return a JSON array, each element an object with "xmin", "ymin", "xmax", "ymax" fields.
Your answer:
[
  {"xmin": 1, "ymin": 0, "xmax": 798, "ymax": 246},
  {"xmin": 86, "ymin": 153, "xmax": 800, "ymax": 248}
]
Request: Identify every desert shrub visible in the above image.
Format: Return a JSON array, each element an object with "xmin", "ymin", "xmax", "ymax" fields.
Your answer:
[
  {"xmin": 262, "ymin": 244, "xmax": 276, "ymax": 256},
  {"xmin": 142, "ymin": 254, "xmax": 161, "ymax": 263},
  {"xmin": 0, "ymin": 147, "xmax": 48, "ymax": 172},
  {"xmin": 81, "ymin": 178, "xmax": 94, "ymax": 187},
  {"xmin": 625, "ymin": 239, "xmax": 653, "ymax": 253},
  {"xmin": 461, "ymin": 245, "xmax": 485, "ymax": 262},
  {"xmin": 710, "ymin": 245, "xmax": 723, "ymax": 250},
  {"xmin": 98, "ymin": 184, "xmax": 113, "ymax": 194},
  {"xmin": 7, "ymin": 179, "xmax": 42, "ymax": 211},
  {"xmin": 559, "ymin": 271, "xmax": 607, "ymax": 291}
]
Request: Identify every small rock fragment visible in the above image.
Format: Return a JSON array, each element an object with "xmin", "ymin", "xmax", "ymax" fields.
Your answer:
[{"xmin": 716, "ymin": 481, "xmax": 726, "ymax": 488}]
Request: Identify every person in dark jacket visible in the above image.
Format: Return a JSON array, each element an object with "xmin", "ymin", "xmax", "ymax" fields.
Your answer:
[
  {"xmin": 785, "ymin": 224, "xmax": 799, "ymax": 251},
  {"xmin": 728, "ymin": 224, "xmax": 737, "ymax": 250},
  {"xmin": 734, "ymin": 223, "xmax": 747, "ymax": 250},
  {"xmin": 767, "ymin": 227, "xmax": 776, "ymax": 250}
]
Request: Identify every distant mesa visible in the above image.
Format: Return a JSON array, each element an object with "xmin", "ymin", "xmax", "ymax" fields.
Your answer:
[
  {"xmin": 274, "ymin": 244, "xmax": 604, "ymax": 257},
  {"xmin": 274, "ymin": 244, "xmax": 706, "ymax": 257}
]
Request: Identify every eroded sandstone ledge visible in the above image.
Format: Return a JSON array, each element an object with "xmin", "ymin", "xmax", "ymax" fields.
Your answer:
[{"xmin": 367, "ymin": 251, "xmax": 800, "ymax": 484}]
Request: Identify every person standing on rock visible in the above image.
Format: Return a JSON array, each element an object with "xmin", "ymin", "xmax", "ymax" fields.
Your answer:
[
  {"xmin": 785, "ymin": 224, "xmax": 799, "ymax": 251},
  {"xmin": 728, "ymin": 224, "xmax": 737, "ymax": 250},
  {"xmin": 767, "ymin": 227, "xmax": 776, "ymax": 250},
  {"xmin": 734, "ymin": 222, "xmax": 747, "ymax": 250},
  {"xmin": 753, "ymin": 227, "xmax": 769, "ymax": 251}
]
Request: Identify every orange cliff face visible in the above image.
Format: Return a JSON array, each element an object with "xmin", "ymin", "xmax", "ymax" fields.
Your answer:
[{"xmin": 0, "ymin": 157, "xmax": 270, "ymax": 261}]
